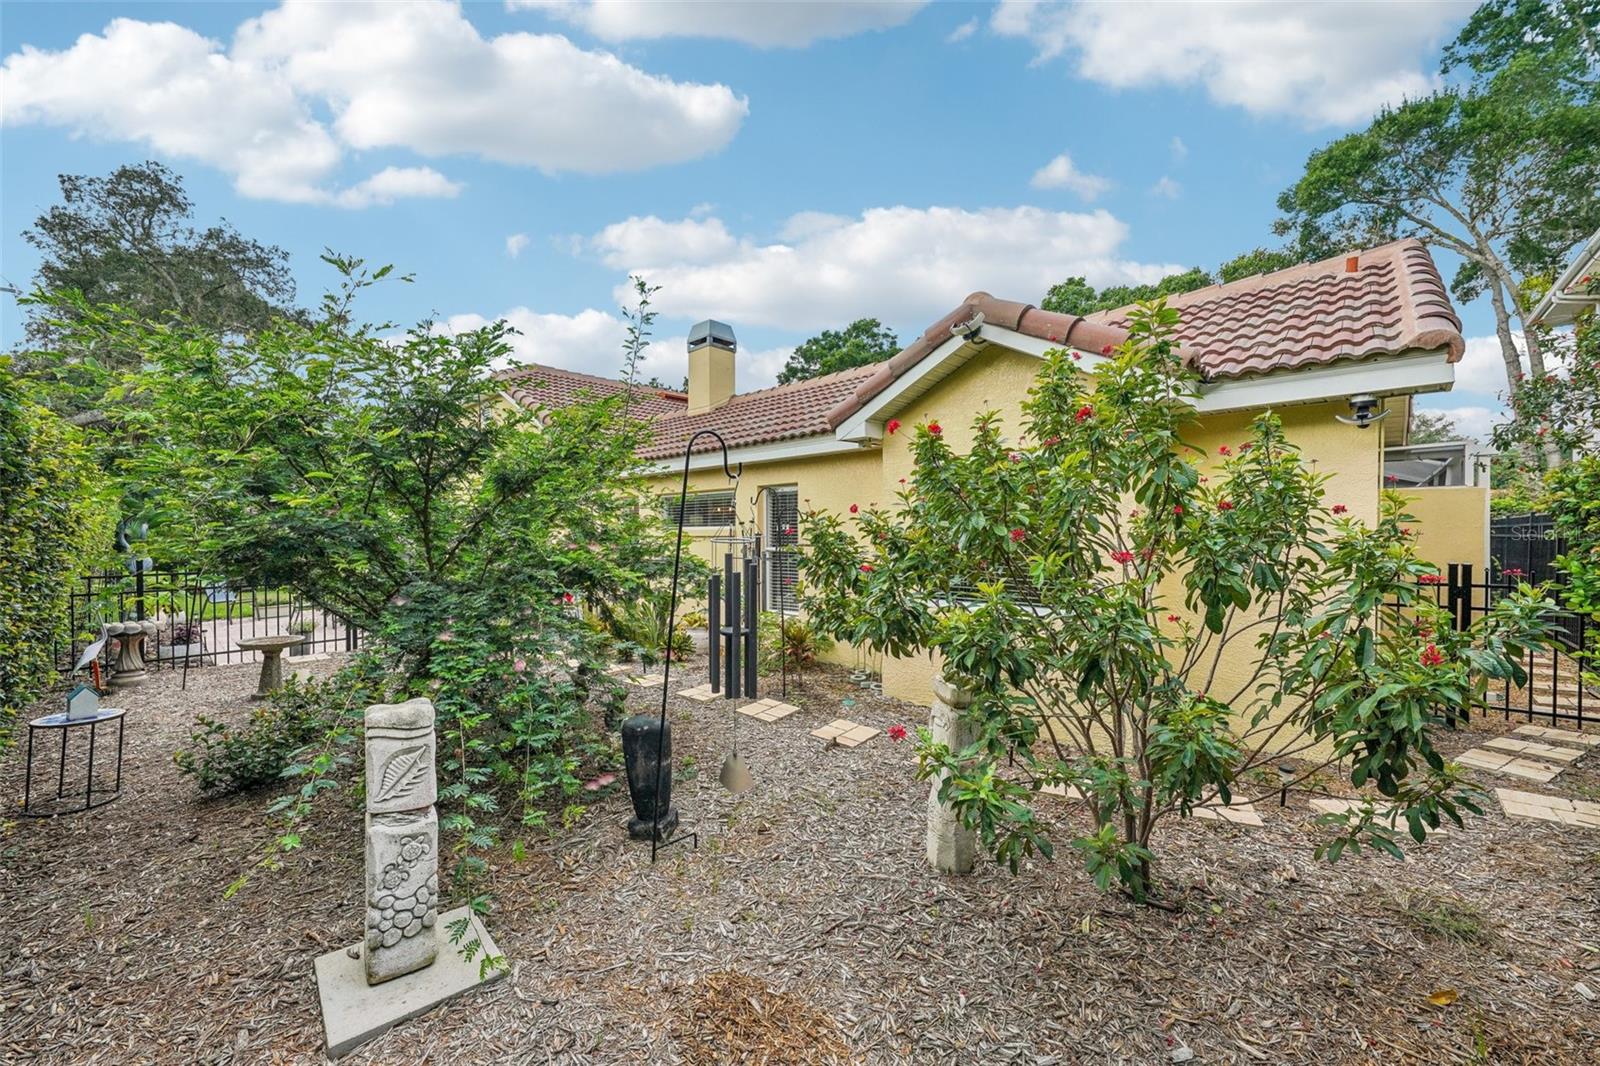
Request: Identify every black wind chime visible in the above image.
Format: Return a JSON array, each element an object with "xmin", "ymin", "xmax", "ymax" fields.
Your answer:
[{"xmin": 622, "ymin": 428, "xmax": 759, "ymax": 862}]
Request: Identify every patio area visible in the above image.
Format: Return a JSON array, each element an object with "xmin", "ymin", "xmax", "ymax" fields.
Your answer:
[{"xmin": 2, "ymin": 655, "xmax": 1597, "ymax": 1064}]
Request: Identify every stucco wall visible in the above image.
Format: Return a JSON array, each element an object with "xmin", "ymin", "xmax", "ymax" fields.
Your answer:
[
  {"xmin": 1399, "ymin": 486, "xmax": 1490, "ymax": 573},
  {"xmin": 643, "ymin": 448, "xmax": 882, "ymax": 667}
]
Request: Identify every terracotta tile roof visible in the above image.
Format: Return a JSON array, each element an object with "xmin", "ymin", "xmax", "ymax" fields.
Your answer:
[
  {"xmin": 495, "ymin": 364, "xmax": 688, "ymax": 420},
  {"xmin": 1088, "ymin": 237, "xmax": 1466, "ymax": 379},
  {"xmin": 638, "ymin": 364, "xmax": 882, "ymax": 459}
]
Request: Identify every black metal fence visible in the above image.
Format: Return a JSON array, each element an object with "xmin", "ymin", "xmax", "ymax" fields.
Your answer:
[
  {"xmin": 1436, "ymin": 563, "xmax": 1593, "ymax": 727},
  {"xmin": 60, "ymin": 567, "xmax": 359, "ymax": 674},
  {"xmin": 1489, "ymin": 513, "xmax": 1566, "ymax": 585}
]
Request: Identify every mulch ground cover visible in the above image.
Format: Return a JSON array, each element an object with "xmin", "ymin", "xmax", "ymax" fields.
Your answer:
[{"xmin": 2, "ymin": 654, "xmax": 1597, "ymax": 1064}]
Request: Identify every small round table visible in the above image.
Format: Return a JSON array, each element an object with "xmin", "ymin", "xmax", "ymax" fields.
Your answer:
[
  {"xmin": 22, "ymin": 707, "xmax": 127, "ymax": 817},
  {"xmin": 237, "ymin": 634, "xmax": 305, "ymax": 699}
]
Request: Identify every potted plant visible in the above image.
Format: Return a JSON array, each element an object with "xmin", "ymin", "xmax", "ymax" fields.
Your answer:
[
  {"xmin": 287, "ymin": 617, "xmax": 316, "ymax": 656},
  {"xmin": 156, "ymin": 618, "xmax": 206, "ymax": 662}
]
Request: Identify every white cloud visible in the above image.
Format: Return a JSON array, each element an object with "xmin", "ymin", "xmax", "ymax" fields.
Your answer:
[
  {"xmin": 591, "ymin": 215, "xmax": 738, "ymax": 270},
  {"xmin": 947, "ymin": 17, "xmax": 978, "ymax": 43},
  {"xmin": 333, "ymin": 166, "xmax": 462, "ymax": 208},
  {"xmin": 1149, "ymin": 176, "xmax": 1181, "ymax": 199},
  {"xmin": 506, "ymin": 233, "xmax": 531, "ymax": 258},
  {"xmin": 1169, "ymin": 136, "xmax": 1188, "ymax": 161},
  {"xmin": 990, "ymin": 0, "xmax": 1469, "ymax": 126},
  {"xmin": 440, "ymin": 305, "xmax": 794, "ymax": 388},
  {"xmin": 2, "ymin": 1, "xmax": 748, "ymax": 204},
  {"xmin": 1455, "ymin": 333, "xmax": 1523, "ymax": 396},
  {"xmin": 1029, "ymin": 154, "xmax": 1112, "ymax": 200},
  {"xmin": 595, "ymin": 205, "xmax": 1185, "ymax": 332},
  {"xmin": 515, "ymin": 0, "xmax": 927, "ymax": 48}
]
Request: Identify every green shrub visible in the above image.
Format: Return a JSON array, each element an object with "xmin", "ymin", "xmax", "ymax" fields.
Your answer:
[
  {"xmin": 680, "ymin": 609, "xmax": 708, "ymax": 629},
  {"xmin": 174, "ymin": 677, "xmax": 339, "ymax": 795},
  {"xmin": 759, "ymin": 613, "xmax": 833, "ymax": 677},
  {"xmin": 0, "ymin": 360, "xmax": 114, "ymax": 746}
]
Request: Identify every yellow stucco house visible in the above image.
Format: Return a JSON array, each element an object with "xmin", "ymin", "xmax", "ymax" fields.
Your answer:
[{"xmin": 500, "ymin": 238, "xmax": 1490, "ymax": 706}]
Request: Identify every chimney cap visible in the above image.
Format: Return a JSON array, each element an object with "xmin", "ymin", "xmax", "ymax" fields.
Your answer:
[{"xmin": 688, "ymin": 319, "xmax": 737, "ymax": 352}]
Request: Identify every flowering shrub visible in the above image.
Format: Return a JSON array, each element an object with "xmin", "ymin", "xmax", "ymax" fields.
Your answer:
[{"xmin": 800, "ymin": 301, "xmax": 1554, "ymax": 902}]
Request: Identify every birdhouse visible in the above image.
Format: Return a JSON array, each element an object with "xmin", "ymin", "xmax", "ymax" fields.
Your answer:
[{"xmin": 65, "ymin": 683, "xmax": 100, "ymax": 721}]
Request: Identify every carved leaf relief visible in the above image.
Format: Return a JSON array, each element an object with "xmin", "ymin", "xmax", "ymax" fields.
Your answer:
[{"xmin": 375, "ymin": 744, "xmax": 429, "ymax": 804}]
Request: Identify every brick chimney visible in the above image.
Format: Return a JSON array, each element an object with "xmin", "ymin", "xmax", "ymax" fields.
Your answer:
[{"xmin": 687, "ymin": 319, "xmax": 736, "ymax": 414}]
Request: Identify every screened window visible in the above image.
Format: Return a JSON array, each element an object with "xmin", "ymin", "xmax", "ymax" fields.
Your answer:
[
  {"xmin": 662, "ymin": 490, "xmax": 738, "ymax": 528},
  {"xmin": 765, "ymin": 487, "xmax": 800, "ymax": 611}
]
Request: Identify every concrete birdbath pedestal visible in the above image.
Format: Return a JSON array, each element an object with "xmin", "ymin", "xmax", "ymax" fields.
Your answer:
[{"xmin": 237, "ymin": 634, "xmax": 305, "ymax": 700}]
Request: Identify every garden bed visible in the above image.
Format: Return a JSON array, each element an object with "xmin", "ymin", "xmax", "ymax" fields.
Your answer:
[{"xmin": 1, "ymin": 657, "xmax": 1596, "ymax": 1064}]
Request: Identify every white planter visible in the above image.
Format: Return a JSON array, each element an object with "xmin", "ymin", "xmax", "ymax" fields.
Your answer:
[{"xmin": 156, "ymin": 641, "xmax": 206, "ymax": 662}]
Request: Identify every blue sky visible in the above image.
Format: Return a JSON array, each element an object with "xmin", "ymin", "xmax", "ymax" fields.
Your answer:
[{"xmin": 1, "ymin": 1, "xmax": 1510, "ymax": 432}]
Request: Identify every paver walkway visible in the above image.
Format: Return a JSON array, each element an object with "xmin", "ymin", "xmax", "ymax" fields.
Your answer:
[
  {"xmin": 811, "ymin": 718, "xmax": 881, "ymax": 748},
  {"xmin": 737, "ymin": 698, "xmax": 800, "ymax": 723},
  {"xmin": 1455, "ymin": 747, "xmax": 1563, "ymax": 782},
  {"xmin": 677, "ymin": 682, "xmax": 718, "ymax": 702},
  {"xmin": 1496, "ymin": 788, "xmax": 1600, "ymax": 829},
  {"xmin": 1513, "ymin": 724, "xmax": 1600, "ymax": 746}
]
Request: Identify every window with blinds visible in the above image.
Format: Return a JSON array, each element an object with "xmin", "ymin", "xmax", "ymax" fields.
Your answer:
[
  {"xmin": 765, "ymin": 486, "xmax": 800, "ymax": 611},
  {"xmin": 662, "ymin": 489, "xmax": 738, "ymax": 528}
]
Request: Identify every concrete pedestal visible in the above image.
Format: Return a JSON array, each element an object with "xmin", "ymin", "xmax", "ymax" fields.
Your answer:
[
  {"xmin": 313, "ymin": 906, "xmax": 505, "ymax": 1058},
  {"xmin": 926, "ymin": 676, "xmax": 977, "ymax": 875}
]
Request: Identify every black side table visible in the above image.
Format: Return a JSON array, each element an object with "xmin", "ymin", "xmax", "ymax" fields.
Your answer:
[{"xmin": 22, "ymin": 707, "xmax": 126, "ymax": 817}]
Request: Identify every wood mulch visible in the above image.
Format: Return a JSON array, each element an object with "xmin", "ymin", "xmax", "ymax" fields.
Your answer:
[{"xmin": 1, "ymin": 655, "xmax": 1597, "ymax": 1064}]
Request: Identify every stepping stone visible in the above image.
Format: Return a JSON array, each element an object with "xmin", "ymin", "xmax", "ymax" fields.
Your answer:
[
  {"xmin": 1483, "ymin": 736, "xmax": 1584, "ymax": 762},
  {"xmin": 605, "ymin": 663, "xmax": 632, "ymax": 676},
  {"xmin": 810, "ymin": 718, "xmax": 880, "ymax": 748},
  {"xmin": 1190, "ymin": 800, "xmax": 1264, "ymax": 827},
  {"xmin": 737, "ymin": 698, "xmax": 799, "ymax": 723},
  {"xmin": 1456, "ymin": 747, "xmax": 1562, "ymax": 783},
  {"xmin": 677, "ymin": 683, "xmax": 718, "ymax": 702},
  {"xmin": 1040, "ymin": 782, "xmax": 1085, "ymax": 801},
  {"xmin": 1513, "ymin": 724, "xmax": 1600, "ymax": 747},
  {"xmin": 1495, "ymin": 788, "xmax": 1600, "ymax": 829},
  {"xmin": 627, "ymin": 674, "xmax": 663, "ymax": 688}
]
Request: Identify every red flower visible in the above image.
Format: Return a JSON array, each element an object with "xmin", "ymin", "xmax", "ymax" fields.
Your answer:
[
  {"xmin": 1419, "ymin": 573, "xmax": 1444, "ymax": 585},
  {"xmin": 887, "ymin": 418, "xmax": 901, "ymax": 435},
  {"xmin": 1240, "ymin": 442, "xmax": 1253, "ymax": 452},
  {"xmin": 1047, "ymin": 334, "xmax": 1058, "ymax": 342},
  {"xmin": 887, "ymin": 723, "xmax": 908, "ymax": 742},
  {"xmin": 1217, "ymin": 445, "xmax": 1231, "ymax": 456},
  {"xmin": 1110, "ymin": 550, "xmax": 1136, "ymax": 564},
  {"xmin": 562, "ymin": 592, "xmax": 575, "ymax": 604},
  {"xmin": 927, "ymin": 421, "xmax": 942, "ymax": 436},
  {"xmin": 1503, "ymin": 567, "xmax": 1525, "ymax": 579},
  {"xmin": 1420, "ymin": 644, "xmax": 1443, "ymax": 667},
  {"xmin": 1217, "ymin": 500, "xmax": 1234, "ymax": 511},
  {"xmin": 1401, "ymin": 527, "xmax": 1412, "ymax": 536},
  {"xmin": 1043, "ymin": 435, "xmax": 1061, "ymax": 447},
  {"xmin": 1140, "ymin": 547, "xmax": 1154, "ymax": 560},
  {"xmin": 1008, "ymin": 451, "xmax": 1022, "ymax": 462},
  {"xmin": 1385, "ymin": 474, "xmax": 1399, "ymax": 484},
  {"xmin": 784, "ymin": 525, "xmax": 794, "ymax": 535},
  {"xmin": 1009, "ymin": 528, "xmax": 1026, "ymax": 543},
  {"xmin": 1075, "ymin": 404, "xmax": 1094, "ymax": 422},
  {"xmin": 849, "ymin": 503, "xmax": 859, "ymax": 514},
  {"xmin": 1172, "ymin": 504, "xmax": 1184, "ymax": 516},
  {"xmin": 1129, "ymin": 508, "xmax": 1142, "ymax": 519},
  {"xmin": 1101, "ymin": 343, "xmax": 1114, "ymax": 354},
  {"xmin": 1071, "ymin": 352, "xmax": 1082, "ymax": 361},
  {"xmin": 1331, "ymin": 504, "xmax": 1348, "ymax": 515},
  {"xmin": 860, "ymin": 563, "xmax": 875, "ymax": 573},
  {"xmin": 1166, "ymin": 614, "xmax": 1181, "ymax": 623},
  {"xmin": 898, "ymin": 477, "xmax": 907, "ymax": 484}
]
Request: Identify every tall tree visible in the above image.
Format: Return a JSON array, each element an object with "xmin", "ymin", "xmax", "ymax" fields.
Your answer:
[
  {"xmin": 1408, "ymin": 409, "xmax": 1462, "ymax": 444},
  {"xmin": 1216, "ymin": 247, "xmax": 1303, "ymax": 284},
  {"xmin": 777, "ymin": 318, "xmax": 899, "ymax": 385},
  {"xmin": 1041, "ymin": 268, "xmax": 1214, "ymax": 316},
  {"xmin": 18, "ymin": 162, "xmax": 298, "ymax": 411},
  {"xmin": 1275, "ymin": 10, "xmax": 1600, "ymax": 407}
]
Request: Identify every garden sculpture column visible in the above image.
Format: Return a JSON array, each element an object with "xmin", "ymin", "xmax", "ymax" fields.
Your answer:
[
  {"xmin": 107, "ymin": 620, "xmax": 159, "ymax": 690},
  {"xmin": 363, "ymin": 697, "xmax": 440, "ymax": 983},
  {"xmin": 236, "ymin": 633, "xmax": 304, "ymax": 700},
  {"xmin": 927, "ymin": 676, "xmax": 977, "ymax": 875}
]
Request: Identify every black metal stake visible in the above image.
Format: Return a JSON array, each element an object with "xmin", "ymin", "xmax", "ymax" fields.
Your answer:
[{"xmin": 650, "ymin": 429, "xmax": 741, "ymax": 862}]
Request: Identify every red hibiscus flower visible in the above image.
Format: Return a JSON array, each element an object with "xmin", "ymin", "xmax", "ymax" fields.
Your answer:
[
  {"xmin": 1043, "ymin": 435, "xmax": 1061, "ymax": 447},
  {"xmin": 1008, "ymin": 451, "xmax": 1022, "ymax": 462},
  {"xmin": 1075, "ymin": 405, "xmax": 1094, "ymax": 422},
  {"xmin": 927, "ymin": 421, "xmax": 942, "ymax": 436},
  {"xmin": 1172, "ymin": 504, "xmax": 1184, "ymax": 516},
  {"xmin": 1010, "ymin": 528, "xmax": 1026, "ymax": 543},
  {"xmin": 1110, "ymin": 550, "xmax": 1136, "ymax": 564},
  {"xmin": 849, "ymin": 504, "xmax": 859, "ymax": 514},
  {"xmin": 1503, "ymin": 567, "xmax": 1525, "ymax": 579},
  {"xmin": 1071, "ymin": 352, "xmax": 1082, "ymax": 361},
  {"xmin": 1218, "ymin": 500, "xmax": 1234, "ymax": 511},
  {"xmin": 1101, "ymin": 343, "xmax": 1114, "ymax": 354},
  {"xmin": 860, "ymin": 563, "xmax": 875, "ymax": 573},
  {"xmin": 1420, "ymin": 644, "xmax": 1443, "ymax": 667},
  {"xmin": 1240, "ymin": 442, "xmax": 1253, "ymax": 452},
  {"xmin": 562, "ymin": 592, "xmax": 575, "ymax": 604},
  {"xmin": 887, "ymin": 724, "xmax": 908, "ymax": 742},
  {"xmin": 1218, "ymin": 445, "xmax": 1231, "ymax": 456},
  {"xmin": 1331, "ymin": 504, "xmax": 1348, "ymax": 515},
  {"xmin": 887, "ymin": 418, "xmax": 901, "ymax": 435},
  {"xmin": 1419, "ymin": 573, "xmax": 1443, "ymax": 585},
  {"xmin": 1166, "ymin": 614, "xmax": 1181, "ymax": 622},
  {"xmin": 1385, "ymin": 474, "xmax": 1400, "ymax": 484}
]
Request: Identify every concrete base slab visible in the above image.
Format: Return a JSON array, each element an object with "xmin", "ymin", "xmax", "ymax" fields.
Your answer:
[{"xmin": 314, "ymin": 906, "xmax": 506, "ymax": 1058}]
